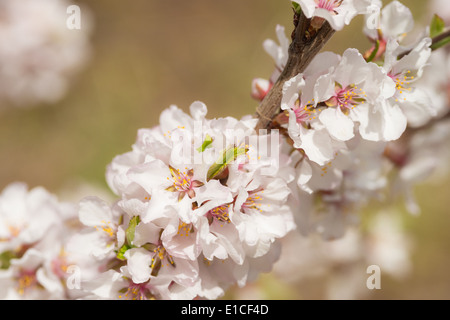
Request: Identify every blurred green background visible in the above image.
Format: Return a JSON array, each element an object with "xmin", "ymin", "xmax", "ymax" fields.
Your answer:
[{"xmin": 0, "ymin": 0, "xmax": 449, "ymax": 299}]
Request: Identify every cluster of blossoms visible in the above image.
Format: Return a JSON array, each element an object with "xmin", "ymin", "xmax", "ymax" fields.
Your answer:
[
  {"xmin": 0, "ymin": 183, "xmax": 86, "ymax": 299},
  {"xmin": 0, "ymin": 106, "xmax": 296, "ymax": 299},
  {"xmin": 75, "ymin": 103, "xmax": 296, "ymax": 299},
  {"xmin": 254, "ymin": 0, "xmax": 450, "ymax": 239},
  {"xmin": 0, "ymin": 0, "xmax": 92, "ymax": 108},
  {"xmin": 0, "ymin": 0, "xmax": 449, "ymax": 300}
]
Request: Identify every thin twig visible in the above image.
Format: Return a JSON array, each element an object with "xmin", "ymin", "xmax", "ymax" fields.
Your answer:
[{"xmin": 255, "ymin": 11, "xmax": 335, "ymax": 131}]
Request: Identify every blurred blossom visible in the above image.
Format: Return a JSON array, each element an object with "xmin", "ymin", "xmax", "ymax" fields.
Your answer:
[
  {"xmin": 272, "ymin": 210, "xmax": 412, "ymax": 299},
  {"xmin": 365, "ymin": 212, "xmax": 413, "ymax": 279},
  {"xmin": 390, "ymin": 118, "xmax": 450, "ymax": 215},
  {"xmin": 387, "ymin": 47, "xmax": 450, "ymax": 214},
  {"xmin": 0, "ymin": 182, "xmax": 99, "ymax": 299},
  {"xmin": 430, "ymin": 0, "xmax": 450, "ymax": 23},
  {"xmin": 415, "ymin": 50, "xmax": 450, "ymax": 121},
  {"xmin": 57, "ymin": 179, "xmax": 115, "ymax": 204},
  {"xmin": 0, "ymin": 0, "xmax": 93, "ymax": 108}
]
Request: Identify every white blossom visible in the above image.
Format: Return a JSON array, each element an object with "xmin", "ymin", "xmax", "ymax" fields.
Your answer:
[
  {"xmin": 79, "ymin": 102, "xmax": 295, "ymax": 299},
  {"xmin": 364, "ymin": 1, "xmax": 414, "ymax": 43},
  {"xmin": 0, "ymin": 183, "xmax": 86, "ymax": 299},
  {"xmin": 292, "ymin": 0, "xmax": 382, "ymax": 31},
  {"xmin": 0, "ymin": 0, "xmax": 92, "ymax": 107},
  {"xmin": 383, "ymin": 38, "xmax": 434, "ymax": 129},
  {"xmin": 0, "ymin": 0, "xmax": 448, "ymax": 301},
  {"xmin": 389, "ymin": 119, "xmax": 450, "ymax": 215},
  {"xmin": 263, "ymin": 25, "xmax": 290, "ymax": 83}
]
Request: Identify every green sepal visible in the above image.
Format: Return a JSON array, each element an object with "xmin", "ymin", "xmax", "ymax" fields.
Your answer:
[
  {"xmin": 116, "ymin": 244, "xmax": 133, "ymax": 261},
  {"xmin": 430, "ymin": 14, "xmax": 445, "ymax": 38},
  {"xmin": 206, "ymin": 146, "xmax": 248, "ymax": 181},
  {"xmin": 0, "ymin": 251, "xmax": 16, "ymax": 269},
  {"xmin": 196, "ymin": 134, "xmax": 214, "ymax": 153},
  {"xmin": 292, "ymin": 2, "xmax": 302, "ymax": 14},
  {"xmin": 126, "ymin": 215, "xmax": 140, "ymax": 246},
  {"xmin": 366, "ymin": 39, "xmax": 380, "ymax": 62}
]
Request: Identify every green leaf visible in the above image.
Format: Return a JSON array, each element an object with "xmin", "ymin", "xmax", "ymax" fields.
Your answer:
[
  {"xmin": 126, "ymin": 215, "xmax": 140, "ymax": 246},
  {"xmin": 292, "ymin": 2, "xmax": 302, "ymax": 14},
  {"xmin": 196, "ymin": 134, "xmax": 214, "ymax": 153},
  {"xmin": 0, "ymin": 251, "xmax": 16, "ymax": 269},
  {"xmin": 430, "ymin": 14, "xmax": 445, "ymax": 38},
  {"xmin": 366, "ymin": 39, "xmax": 380, "ymax": 62},
  {"xmin": 206, "ymin": 146, "xmax": 248, "ymax": 181},
  {"xmin": 116, "ymin": 244, "xmax": 133, "ymax": 261}
]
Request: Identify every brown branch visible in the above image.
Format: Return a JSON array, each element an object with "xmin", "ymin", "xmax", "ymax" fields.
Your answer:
[
  {"xmin": 255, "ymin": 12, "xmax": 336, "ymax": 131},
  {"xmin": 431, "ymin": 28, "xmax": 450, "ymax": 46}
]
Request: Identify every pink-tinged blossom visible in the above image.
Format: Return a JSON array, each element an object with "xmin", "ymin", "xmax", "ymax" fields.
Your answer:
[
  {"xmin": 312, "ymin": 48, "xmax": 398, "ymax": 142},
  {"xmin": 280, "ymin": 48, "xmax": 397, "ymax": 168},
  {"xmin": 414, "ymin": 50, "xmax": 450, "ymax": 120},
  {"xmin": 0, "ymin": 0, "xmax": 92, "ymax": 107},
  {"xmin": 290, "ymin": 134, "xmax": 389, "ymax": 240},
  {"xmin": 383, "ymin": 38, "xmax": 435, "ymax": 129},
  {"xmin": 263, "ymin": 25, "xmax": 290, "ymax": 82},
  {"xmin": 364, "ymin": 1, "xmax": 414, "ymax": 43},
  {"xmin": 0, "ymin": 183, "xmax": 92, "ymax": 299},
  {"xmin": 293, "ymin": 0, "xmax": 381, "ymax": 30},
  {"xmin": 77, "ymin": 197, "xmax": 125, "ymax": 260},
  {"xmin": 251, "ymin": 78, "xmax": 272, "ymax": 101},
  {"xmin": 79, "ymin": 103, "xmax": 295, "ymax": 299}
]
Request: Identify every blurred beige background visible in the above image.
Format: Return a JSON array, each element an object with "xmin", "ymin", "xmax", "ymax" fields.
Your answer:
[{"xmin": 0, "ymin": 0, "xmax": 449, "ymax": 299}]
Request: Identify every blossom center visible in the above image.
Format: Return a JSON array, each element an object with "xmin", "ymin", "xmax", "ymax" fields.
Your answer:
[
  {"xmin": 94, "ymin": 220, "xmax": 115, "ymax": 238},
  {"xmin": 207, "ymin": 204, "xmax": 231, "ymax": 224},
  {"xmin": 166, "ymin": 166, "xmax": 203, "ymax": 200},
  {"xmin": 293, "ymin": 99, "xmax": 319, "ymax": 124},
  {"xmin": 315, "ymin": 0, "xmax": 343, "ymax": 12},
  {"xmin": 51, "ymin": 249, "xmax": 71, "ymax": 278},
  {"xmin": 150, "ymin": 245, "xmax": 175, "ymax": 276},
  {"xmin": 177, "ymin": 221, "xmax": 195, "ymax": 236},
  {"xmin": 327, "ymin": 83, "xmax": 367, "ymax": 112},
  {"xmin": 16, "ymin": 269, "xmax": 38, "ymax": 296},
  {"xmin": 8, "ymin": 225, "xmax": 21, "ymax": 237},
  {"xmin": 170, "ymin": 167, "xmax": 193, "ymax": 192},
  {"xmin": 119, "ymin": 281, "xmax": 154, "ymax": 300},
  {"xmin": 242, "ymin": 189, "xmax": 264, "ymax": 213},
  {"xmin": 389, "ymin": 70, "xmax": 414, "ymax": 101},
  {"xmin": 0, "ymin": 223, "xmax": 24, "ymax": 242}
]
